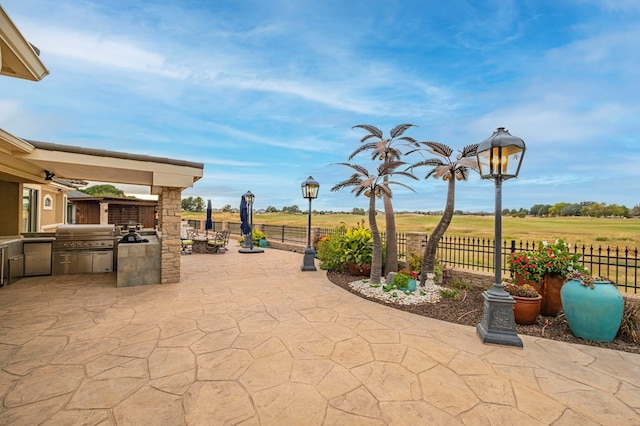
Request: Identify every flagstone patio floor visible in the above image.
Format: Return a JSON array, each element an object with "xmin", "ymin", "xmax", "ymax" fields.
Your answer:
[{"xmin": 0, "ymin": 248, "xmax": 639, "ymax": 424}]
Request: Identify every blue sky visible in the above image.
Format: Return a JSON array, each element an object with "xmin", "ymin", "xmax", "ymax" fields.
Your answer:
[{"xmin": 1, "ymin": 0, "xmax": 639, "ymax": 212}]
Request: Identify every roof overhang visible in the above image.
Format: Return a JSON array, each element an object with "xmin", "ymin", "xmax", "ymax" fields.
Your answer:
[
  {"xmin": 0, "ymin": 128, "xmax": 42, "ymax": 183},
  {"xmin": 0, "ymin": 6, "xmax": 49, "ymax": 81},
  {"xmin": 21, "ymin": 141, "xmax": 204, "ymax": 190}
]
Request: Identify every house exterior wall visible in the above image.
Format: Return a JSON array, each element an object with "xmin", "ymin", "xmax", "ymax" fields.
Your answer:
[{"xmin": 0, "ymin": 181, "xmax": 20, "ymax": 235}]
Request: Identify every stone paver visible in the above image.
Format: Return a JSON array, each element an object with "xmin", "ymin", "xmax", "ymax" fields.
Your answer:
[{"xmin": 0, "ymin": 247, "xmax": 639, "ymax": 424}]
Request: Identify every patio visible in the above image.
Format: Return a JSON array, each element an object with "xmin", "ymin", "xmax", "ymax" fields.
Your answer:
[{"xmin": 0, "ymin": 248, "xmax": 639, "ymax": 424}]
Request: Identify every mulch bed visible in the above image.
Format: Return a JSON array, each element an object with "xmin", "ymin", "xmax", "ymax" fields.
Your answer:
[{"xmin": 327, "ymin": 270, "xmax": 640, "ymax": 355}]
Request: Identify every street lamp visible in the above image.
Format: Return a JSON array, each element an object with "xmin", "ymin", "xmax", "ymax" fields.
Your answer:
[
  {"xmin": 239, "ymin": 190, "xmax": 264, "ymax": 254},
  {"xmin": 301, "ymin": 176, "xmax": 319, "ymax": 271},
  {"xmin": 476, "ymin": 127, "xmax": 526, "ymax": 347}
]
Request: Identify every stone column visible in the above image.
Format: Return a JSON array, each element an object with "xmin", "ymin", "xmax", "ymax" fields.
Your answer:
[
  {"xmin": 157, "ymin": 187, "xmax": 182, "ymax": 284},
  {"xmin": 406, "ymin": 232, "xmax": 428, "ymax": 257}
]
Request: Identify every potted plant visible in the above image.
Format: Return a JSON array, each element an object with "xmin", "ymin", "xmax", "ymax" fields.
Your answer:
[
  {"xmin": 561, "ymin": 271, "xmax": 624, "ymax": 342},
  {"xmin": 397, "ymin": 269, "xmax": 418, "ymax": 291},
  {"xmin": 339, "ymin": 226, "xmax": 373, "ymax": 276},
  {"xmin": 509, "ymin": 239, "xmax": 585, "ymax": 316},
  {"xmin": 504, "ymin": 283, "xmax": 542, "ymax": 325}
]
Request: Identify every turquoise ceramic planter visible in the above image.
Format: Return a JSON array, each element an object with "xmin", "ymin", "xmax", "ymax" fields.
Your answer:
[
  {"xmin": 407, "ymin": 279, "xmax": 417, "ymax": 291},
  {"xmin": 560, "ymin": 279, "xmax": 623, "ymax": 342}
]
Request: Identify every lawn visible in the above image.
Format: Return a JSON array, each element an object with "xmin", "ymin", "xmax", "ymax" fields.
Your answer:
[{"xmin": 182, "ymin": 212, "xmax": 640, "ymax": 249}]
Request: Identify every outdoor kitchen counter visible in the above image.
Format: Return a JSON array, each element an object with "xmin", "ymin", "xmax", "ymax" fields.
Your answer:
[{"xmin": 116, "ymin": 233, "xmax": 161, "ymax": 287}]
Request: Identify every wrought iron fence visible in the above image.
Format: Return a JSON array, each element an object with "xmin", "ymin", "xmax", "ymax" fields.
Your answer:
[
  {"xmin": 425, "ymin": 236, "xmax": 639, "ymax": 294},
  {"xmin": 183, "ymin": 219, "xmax": 639, "ymax": 293},
  {"xmin": 261, "ymin": 224, "xmax": 307, "ymax": 244}
]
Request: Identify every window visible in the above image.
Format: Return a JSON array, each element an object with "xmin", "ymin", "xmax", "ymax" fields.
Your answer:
[
  {"xmin": 22, "ymin": 187, "xmax": 38, "ymax": 233},
  {"xmin": 43, "ymin": 194, "xmax": 53, "ymax": 210}
]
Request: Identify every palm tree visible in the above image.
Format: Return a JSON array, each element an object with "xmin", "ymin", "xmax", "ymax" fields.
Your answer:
[
  {"xmin": 332, "ymin": 161, "xmax": 417, "ymax": 284},
  {"xmin": 350, "ymin": 124, "xmax": 419, "ymax": 274},
  {"xmin": 407, "ymin": 142, "xmax": 479, "ymax": 284}
]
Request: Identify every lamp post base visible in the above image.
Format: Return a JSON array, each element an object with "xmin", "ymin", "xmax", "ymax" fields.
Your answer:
[
  {"xmin": 301, "ymin": 247, "xmax": 317, "ymax": 271},
  {"xmin": 476, "ymin": 289, "xmax": 523, "ymax": 347},
  {"xmin": 239, "ymin": 248, "xmax": 264, "ymax": 254}
]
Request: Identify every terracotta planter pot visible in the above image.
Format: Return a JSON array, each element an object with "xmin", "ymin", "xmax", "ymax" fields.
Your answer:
[
  {"xmin": 541, "ymin": 273, "xmax": 566, "ymax": 316},
  {"xmin": 348, "ymin": 263, "xmax": 371, "ymax": 276},
  {"xmin": 514, "ymin": 272, "xmax": 566, "ymax": 316},
  {"xmin": 512, "ymin": 295, "xmax": 542, "ymax": 325},
  {"xmin": 514, "ymin": 273, "xmax": 544, "ymax": 296}
]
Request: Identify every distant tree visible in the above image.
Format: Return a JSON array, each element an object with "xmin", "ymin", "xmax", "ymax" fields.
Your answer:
[
  {"xmin": 182, "ymin": 197, "xmax": 196, "ymax": 211},
  {"xmin": 607, "ymin": 204, "xmax": 629, "ymax": 217},
  {"xmin": 352, "ymin": 207, "xmax": 365, "ymax": 215},
  {"xmin": 222, "ymin": 204, "xmax": 232, "ymax": 213},
  {"xmin": 630, "ymin": 204, "xmax": 640, "ymax": 217},
  {"xmin": 561, "ymin": 203, "xmax": 581, "ymax": 216},
  {"xmin": 454, "ymin": 210, "xmax": 463, "ymax": 215},
  {"xmin": 407, "ymin": 142, "xmax": 478, "ymax": 281},
  {"xmin": 194, "ymin": 197, "xmax": 205, "ymax": 212},
  {"xmin": 548, "ymin": 202, "xmax": 568, "ymax": 216},
  {"xmin": 82, "ymin": 184, "xmax": 126, "ymax": 197},
  {"xmin": 282, "ymin": 205, "xmax": 301, "ymax": 214},
  {"xmin": 530, "ymin": 204, "xmax": 551, "ymax": 216},
  {"xmin": 502, "ymin": 208, "xmax": 511, "ymax": 216},
  {"xmin": 266, "ymin": 206, "xmax": 279, "ymax": 213}
]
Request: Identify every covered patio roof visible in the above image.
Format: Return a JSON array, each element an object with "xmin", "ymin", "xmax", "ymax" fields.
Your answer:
[
  {"xmin": 22, "ymin": 140, "xmax": 204, "ymax": 192},
  {"xmin": 0, "ymin": 6, "xmax": 49, "ymax": 81}
]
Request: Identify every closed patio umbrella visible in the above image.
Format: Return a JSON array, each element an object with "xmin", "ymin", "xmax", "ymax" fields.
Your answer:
[
  {"xmin": 205, "ymin": 199, "xmax": 213, "ymax": 236},
  {"xmin": 240, "ymin": 195, "xmax": 251, "ymax": 236}
]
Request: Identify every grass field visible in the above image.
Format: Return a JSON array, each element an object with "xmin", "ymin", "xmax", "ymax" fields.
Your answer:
[{"xmin": 182, "ymin": 212, "xmax": 640, "ymax": 249}]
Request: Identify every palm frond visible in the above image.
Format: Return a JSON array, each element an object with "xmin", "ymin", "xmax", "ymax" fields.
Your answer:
[
  {"xmin": 424, "ymin": 165, "xmax": 451, "ymax": 180},
  {"xmin": 457, "ymin": 157, "xmax": 479, "ymax": 171},
  {"xmin": 348, "ymin": 142, "xmax": 378, "ymax": 160},
  {"xmin": 423, "ymin": 141, "xmax": 453, "ymax": 158},
  {"xmin": 459, "ymin": 143, "xmax": 479, "ymax": 158},
  {"xmin": 406, "ymin": 158, "xmax": 445, "ymax": 171},
  {"xmin": 398, "ymin": 136, "xmax": 420, "ymax": 146},
  {"xmin": 386, "ymin": 180, "xmax": 418, "ymax": 192},
  {"xmin": 333, "ymin": 162, "xmax": 371, "ymax": 177},
  {"xmin": 352, "ymin": 124, "xmax": 383, "ymax": 139},
  {"xmin": 390, "ymin": 123, "xmax": 416, "ymax": 139}
]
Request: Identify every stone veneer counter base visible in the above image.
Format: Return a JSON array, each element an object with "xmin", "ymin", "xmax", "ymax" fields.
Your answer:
[{"xmin": 117, "ymin": 234, "xmax": 161, "ymax": 287}]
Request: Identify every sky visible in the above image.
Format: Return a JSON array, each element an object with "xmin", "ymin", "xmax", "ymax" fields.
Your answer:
[{"xmin": 1, "ymin": 0, "xmax": 639, "ymax": 213}]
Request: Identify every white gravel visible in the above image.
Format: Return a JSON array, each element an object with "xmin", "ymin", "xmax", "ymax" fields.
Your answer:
[{"xmin": 348, "ymin": 278, "xmax": 443, "ymax": 305}]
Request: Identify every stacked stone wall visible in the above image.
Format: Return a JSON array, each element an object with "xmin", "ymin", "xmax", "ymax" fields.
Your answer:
[{"xmin": 158, "ymin": 187, "xmax": 182, "ymax": 284}]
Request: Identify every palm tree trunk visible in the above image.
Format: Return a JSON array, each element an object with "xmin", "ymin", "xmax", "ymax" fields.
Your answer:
[
  {"xmin": 369, "ymin": 194, "xmax": 382, "ymax": 285},
  {"xmin": 383, "ymin": 175, "xmax": 398, "ymax": 274},
  {"xmin": 421, "ymin": 177, "xmax": 456, "ymax": 284}
]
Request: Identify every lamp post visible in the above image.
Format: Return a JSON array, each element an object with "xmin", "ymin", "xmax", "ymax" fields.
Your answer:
[
  {"xmin": 301, "ymin": 176, "xmax": 319, "ymax": 271},
  {"xmin": 476, "ymin": 127, "xmax": 526, "ymax": 347},
  {"xmin": 239, "ymin": 190, "xmax": 264, "ymax": 254}
]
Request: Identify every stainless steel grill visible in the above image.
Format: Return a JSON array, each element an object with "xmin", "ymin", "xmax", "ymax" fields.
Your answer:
[
  {"xmin": 53, "ymin": 225, "xmax": 116, "ymax": 251},
  {"xmin": 52, "ymin": 225, "xmax": 116, "ymax": 275}
]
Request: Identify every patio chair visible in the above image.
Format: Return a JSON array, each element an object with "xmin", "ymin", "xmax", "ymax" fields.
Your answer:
[
  {"xmin": 181, "ymin": 229, "xmax": 198, "ymax": 254},
  {"xmin": 208, "ymin": 230, "xmax": 231, "ymax": 253}
]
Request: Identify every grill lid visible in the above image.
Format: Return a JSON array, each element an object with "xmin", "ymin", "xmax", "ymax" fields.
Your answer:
[{"xmin": 56, "ymin": 224, "xmax": 116, "ymax": 236}]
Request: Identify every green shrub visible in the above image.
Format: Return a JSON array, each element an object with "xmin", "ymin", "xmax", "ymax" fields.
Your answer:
[
  {"xmin": 317, "ymin": 230, "xmax": 346, "ymax": 272},
  {"xmin": 449, "ymin": 278, "xmax": 472, "ymax": 290},
  {"xmin": 392, "ymin": 274, "xmax": 410, "ymax": 288},
  {"xmin": 408, "ymin": 252, "xmax": 423, "ymax": 271},
  {"xmin": 440, "ymin": 288, "xmax": 460, "ymax": 300},
  {"xmin": 339, "ymin": 225, "xmax": 373, "ymax": 265},
  {"xmin": 238, "ymin": 230, "xmax": 266, "ymax": 246}
]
